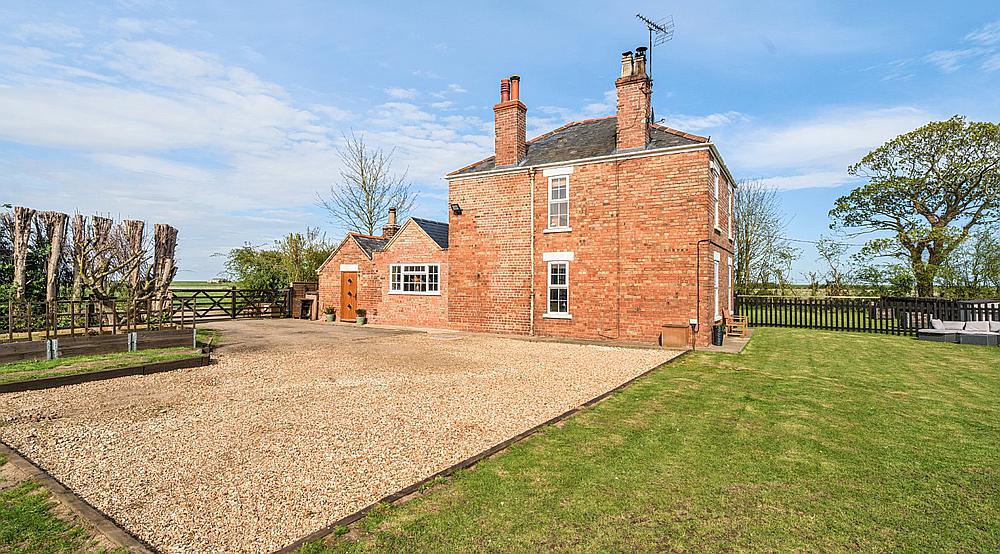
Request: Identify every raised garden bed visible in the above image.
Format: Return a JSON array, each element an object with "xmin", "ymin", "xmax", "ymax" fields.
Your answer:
[
  {"xmin": 0, "ymin": 349, "xmax": 208, "ymax": 392},
  {"xmin": 0, "ymin": 328, "xmax": 195, "ymax": 364}
]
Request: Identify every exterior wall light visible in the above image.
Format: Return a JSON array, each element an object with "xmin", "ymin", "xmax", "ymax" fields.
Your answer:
[{"xmin": 450, "ymin": 203, "xmax": 463, "ymax": 215}]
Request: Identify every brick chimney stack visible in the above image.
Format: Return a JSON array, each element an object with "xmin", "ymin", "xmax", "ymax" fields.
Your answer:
[
  {"xmin": 382, "ymin": 207, "xmax": 400, "ymax": 239},
  {"xmin": 615, "ymin": 48, "xmax": 651, "ymax": 151},
  {"xmin": 493, "ymin": 74, "xmax": 527, "ymax": 167}
]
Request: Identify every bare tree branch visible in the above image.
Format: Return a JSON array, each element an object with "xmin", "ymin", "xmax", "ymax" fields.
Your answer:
[{"xmin": 317, "ymin": 132, "xmax": 417, "ymax": 235}]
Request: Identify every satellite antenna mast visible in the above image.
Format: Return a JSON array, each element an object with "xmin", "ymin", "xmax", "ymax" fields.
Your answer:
[{"xmin": 635, "ymin": 13, "xmax": 674, "ymax": 84}]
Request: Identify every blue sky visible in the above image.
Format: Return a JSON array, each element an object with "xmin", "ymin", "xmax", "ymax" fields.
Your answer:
[{"xmin": 1, "ymin": 1, "xmax": 998, "ymax": 280}]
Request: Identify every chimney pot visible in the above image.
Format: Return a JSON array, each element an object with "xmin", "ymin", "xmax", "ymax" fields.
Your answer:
[
  {"xmin": 494, "ymin": 74, "xmax": 526, "ymax": 166},
  {"xmin": 620, "ymin": 51, "xmax": 634, "ymax": 77},
  {"xmin": 634, "ymin": 47, "xmax": 647, "ymax": 76}
]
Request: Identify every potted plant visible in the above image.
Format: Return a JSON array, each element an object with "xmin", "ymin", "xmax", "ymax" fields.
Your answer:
[
  {"xmin": 355, "ymin": 308, "xmax": 367, "ymax": 325},
  {"xmin": 324, "ymin": 306, "xmax": 335, "ymax": 322}
]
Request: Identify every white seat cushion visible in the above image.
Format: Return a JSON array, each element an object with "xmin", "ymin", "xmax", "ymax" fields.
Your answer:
[{"xmin": 965, "ymin": 321, "xmax": 990, "ymax": 332}]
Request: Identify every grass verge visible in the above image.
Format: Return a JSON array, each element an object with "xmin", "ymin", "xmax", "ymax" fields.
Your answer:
[
  {"xmin": 0, "ymin": 347, "xmax": 202, "ymax": 385},
  {"xmin": 302, "ymin": 328, "xmax": 1000, "ymax": 553},
  {"xmin": 0, "ymin": 455, "xmax": 121, "ymax": 553}
]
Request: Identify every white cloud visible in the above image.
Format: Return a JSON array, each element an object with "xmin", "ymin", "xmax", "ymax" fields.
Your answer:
[
  {"xmin": 447, "ymin": 83, "xmax": 466, "ymax": 93},
  {"xmin": 384, "ymin": 87, "xmax": 418, "ymax": 99},
  {"xmin": 925, "ymin": 48, "xmax": 982, "ymax": 73},
  {"xmin": 110, "ymin": 17, "xmax": 196, "ymax": 36},
  {"xmin": 965, "ymin": 20, "xmax": 1000, "ymax": 46},
  {"xmin": 725, "ymin": 106, "xmax": 932, "ymax": 190},
  {"xmin": 666, "ymin": 111, "xmax": 750, "ymax": 132},
  {"xmin": 983, "ymin": 53, "xmax": 1000, "ymax": 72},
  {"xmin": 760, "ymin": 171, "xmax": 858, "ymax": 191},
  {"xmin": 12, "ymin": 22, "xmax": 82, "ymax": 41}
]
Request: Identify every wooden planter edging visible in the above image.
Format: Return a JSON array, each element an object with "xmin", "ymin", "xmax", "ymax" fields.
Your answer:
[
  {"xmin": 0, "ymin": 328, "xmax": 195, "ymax": 364},
  {"xmin": 272, "ymin": 350, "xmax": 691, "ymax": 554},
  {"xmin": 0, "ymin": 441, "xmax": 157, "ymax": 554},
  {"xmin": 0, "ymin": 355, "xmax": 210, "ymax": 394}
]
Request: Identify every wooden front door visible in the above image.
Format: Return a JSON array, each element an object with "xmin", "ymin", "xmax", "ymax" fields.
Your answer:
[{"xmin": 340, "ymin": 272, "xmax": 358, "ymax": 321}]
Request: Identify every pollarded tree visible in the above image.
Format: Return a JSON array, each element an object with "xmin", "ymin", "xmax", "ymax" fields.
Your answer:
[{"xmin": 830, "ymin": 116, "xmax": 1000, "ymax": 297}]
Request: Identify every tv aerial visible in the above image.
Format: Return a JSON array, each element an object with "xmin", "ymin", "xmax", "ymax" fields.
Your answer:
[{"xmin": 635, "ymin": 13, "xmax": 675, "ymax": 82}]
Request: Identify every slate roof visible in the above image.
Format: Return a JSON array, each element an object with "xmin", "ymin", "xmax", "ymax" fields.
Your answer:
[
  {"xmin": 411, "ymin": 217, "xmax": 449, "ymax": 249},
  {"xmin": 351, "ymin": 234, "xmax": 388, "ymax": 257},
  {"xmin": 451, "ymin": 117, "xmax": 708, "ymax": 176}
]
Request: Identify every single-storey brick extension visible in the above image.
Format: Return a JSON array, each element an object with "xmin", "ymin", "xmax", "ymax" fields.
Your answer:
[{"xmin": 319, "ymin": 48, "xmax": 736, "ymax": 347}]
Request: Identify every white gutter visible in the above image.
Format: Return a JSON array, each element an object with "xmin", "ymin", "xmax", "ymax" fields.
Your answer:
[{"xmin": 447, "ymin": 142, "xmax": 737, "ymax": 186}]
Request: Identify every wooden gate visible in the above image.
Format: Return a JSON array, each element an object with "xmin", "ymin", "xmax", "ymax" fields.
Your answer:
[{"xmin": 170, "ymin": 288, "xmax": 291, "ymax": 322}]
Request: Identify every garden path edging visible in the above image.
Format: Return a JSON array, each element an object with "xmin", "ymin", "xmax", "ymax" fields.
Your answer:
[
  {"xmin": 0, "ymin": 354, "xmax": 210, "ymax": 394},
  {"xmin": 0, "ymin": 440, "xmax": 157, "ymax": 554}
]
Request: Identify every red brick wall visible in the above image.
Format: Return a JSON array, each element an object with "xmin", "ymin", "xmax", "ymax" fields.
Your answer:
[
  {"xmin": 494, "ymin": 100, "xmax": 527, "ymax": 166},
  {"xmin": 369, "ymin": 224, "xmax": 448, "ymax": 327},
  {"xmin": 448, "ymin": 147, "xmax": 732, "ymax": 346},
  {"xmin": 447, "ymin": 171, "xmax": 533, "ymax": 334},
  {"xmin": 615, "ymin": 75, "xmax": 651, "ymax": 150}
]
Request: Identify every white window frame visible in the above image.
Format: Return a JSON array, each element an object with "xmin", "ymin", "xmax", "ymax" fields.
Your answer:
[
  {"xmin": 546, "ymin": 174, "xmax": 571, "ymax": 232},
  {"xmin": 544, "ymin": 260, "xmax": 571, "ymax": 319},
  {"xmin": 727, "ymin": 256, "xmax": 734, "ymax": 313},
  {"xmin": 713, "ymin": 251, "xmax": 721, "ymax": 321},
  {"xmin": 388, "ymin": 263, "xmax": 441, "ymax": 295},
  {"xmin": 712, "ymin": 168, "xmax": 720, "ymax": 231},
  {"xmin": 729, "ymin": 183, "xmax": 735, "ymax": 240}
]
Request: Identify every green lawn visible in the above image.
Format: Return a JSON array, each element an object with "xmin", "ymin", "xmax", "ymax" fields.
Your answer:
[
  {"xmin": 302, "ymin": 328, "xmax": 1000, "ymax": 553},
  {"xmin": 0, "ymin": 455, "xmax": 121, "ymax": 553},
  {"xmin": 0, "ymin": 347, "xmax": 203, "ymax": 385}
]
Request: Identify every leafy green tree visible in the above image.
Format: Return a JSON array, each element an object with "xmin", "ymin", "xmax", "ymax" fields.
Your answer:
[
  {"xmin": 853, "ymin": 261, "xmax": 915, "ymax": 297},
  {"xmin": 223, "ymin": 245, "xmax": 287, "ymax": 290},
  {"xmin": 830, "ymin": 116, "xmax": 1000, "ymax": 297},
  {"xmin": 937, "ymin": 228, "xmax": 1000, "ymax": 298},
  {"xmin": 274, "ymin": 228, "xmax": 334, "ymax": 283},
  {"xmin": 221, "ymin": 228, "xmax": 333, "ymax": 289}
]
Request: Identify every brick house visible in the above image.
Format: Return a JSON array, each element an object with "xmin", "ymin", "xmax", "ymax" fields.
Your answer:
[
  {"xmin": 319, "ymin": 48, "xmax": 736, "ymax": 347},
  {"xmin": 317, "ymin": 210, "xmax": 450, "ymax": 327}
]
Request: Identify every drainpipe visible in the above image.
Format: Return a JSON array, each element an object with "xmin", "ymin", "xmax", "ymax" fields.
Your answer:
[
  {"xmin": 694, "ymin": 238, "xmax": 711, "ymax": 351},
  {"xmin": 529, "ymin": 168, "xmax": 536, "ymax": 335}
]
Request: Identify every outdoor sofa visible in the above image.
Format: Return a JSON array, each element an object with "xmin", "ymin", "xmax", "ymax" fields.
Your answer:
[{"xmin": 917, "ymin": 319, "xmax": 1000, "ymax": 346}]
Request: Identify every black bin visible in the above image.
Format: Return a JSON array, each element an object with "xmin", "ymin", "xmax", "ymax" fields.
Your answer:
[{"xmin": 712, "ymin": 325, "xmax": 725, "ymax": 346}]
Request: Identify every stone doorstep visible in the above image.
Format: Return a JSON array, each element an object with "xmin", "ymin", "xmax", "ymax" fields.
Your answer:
[{"xmin": 0, "ymin": 442, "xmax": 155, "ymax": 554}]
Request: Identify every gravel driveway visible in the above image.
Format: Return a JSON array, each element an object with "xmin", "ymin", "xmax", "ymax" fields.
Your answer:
[{"xmin": 0, "ymin": 320, "xmax": 681, "ymax": 553}]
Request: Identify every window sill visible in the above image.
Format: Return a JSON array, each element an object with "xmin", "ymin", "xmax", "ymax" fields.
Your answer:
[
  {"xmin": 543, "ymin": 312, "xmax": 573, "ymax": 320},
  {"xmin": 543, "ymin": 227, "xmax": 572, "ymax": 234},
  {"xmin": 388, "ymin": 291, "xmax": 442, "ymax": 296}
]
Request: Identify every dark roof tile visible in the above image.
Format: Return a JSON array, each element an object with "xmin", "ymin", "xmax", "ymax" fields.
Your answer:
[
  {"xmin": 451, "ymin": 118, "xmax": 707, "ymax": 176},
  {"xmin": 411, "ymin": 218, "xmax": 449, "ymax": 249},
  {"xmin": 352, "ymin": 235, "xmax": 388, "ymax": 257}
]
